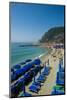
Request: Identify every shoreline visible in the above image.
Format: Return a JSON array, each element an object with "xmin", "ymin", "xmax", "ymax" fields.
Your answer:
[{"xmin": 11, "ymin": 47, "xmax": 51, "ymax": 68}]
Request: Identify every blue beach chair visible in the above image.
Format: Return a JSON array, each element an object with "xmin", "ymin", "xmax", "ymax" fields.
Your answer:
[
  {"xmin": 42, "ymin": 68, "xmax": 50, "ymax": 76},
  {"xmin": 37, "ymin": 75, "xmax": 46, "ymax": 83},
  {"xmin": 29, "ymin": 85, "xmax": 39, "ymax": 93},
  {"xmin": 52, "ymin": 87, "xmax": 64, "ymax": 95},
  {"xmin": 59, "ymin": 63, "xmax": 64, "ymax": 72},
  {"xmin": 32, "ymin": 81, "xmax": 41, "ymax": 87},
  {"xmin": 56, "ymin": 72, "xmax": 64, "ymax": 85},
  {"xmin": 21, "ymin": 92, "xmax": 32, "ymax": 97},
  {"xmin": 30, "ymin": 84, "xmax": 40, "ymax": 90}
]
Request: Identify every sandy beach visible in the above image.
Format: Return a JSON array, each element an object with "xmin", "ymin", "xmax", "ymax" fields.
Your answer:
[{"xmin": 18, "ymin": 48, "xmax": 64, "ymax": 96}]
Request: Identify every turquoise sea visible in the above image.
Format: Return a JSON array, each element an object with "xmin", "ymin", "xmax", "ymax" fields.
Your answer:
[{"xmin": 11, "ymin": 43, "xmax": 49, "ymax": 66}]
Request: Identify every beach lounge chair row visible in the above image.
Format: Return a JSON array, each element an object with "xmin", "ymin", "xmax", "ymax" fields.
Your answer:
[
  {"xmin": 52, "ymin": 59, "xmax": 65, "ymax": 95},
  {"xmin": 29, "ymin": 66, "xmax": 51, "ymax": 93},
  {"xmin": 52, "ymin": 85, "xmax": 64, "ymax": 95},
  {"xmin": 56, "ymin": 59, "xmax": 64, "ymax": 85},
  {"xmin": 56, "ymin": 72, "xmax": 64, "ymax": 85}
]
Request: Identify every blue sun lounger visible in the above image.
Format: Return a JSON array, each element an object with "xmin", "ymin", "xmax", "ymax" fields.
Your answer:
[
  {"xmin": 32, "ymin": 82, "xmax": 41, "ymax": 87},
  {"xmin": 59, "ymin": 63, "xmax": 64, "ymax": 72},
  {"xmin": 31, "ymin": 84, "xmax": 41, "ymax": 90},
  {"xmin": 29, "ymin": 85, "xmax": 39, "ymax": 93},
  {"xmin": 52, "ymin": 87, "xmax": 64, "ymax": 95},
  {"xmin": 37, "ymin": 75, "xmax": 46, "ymax": 83},
  {"xmin": 52, "ymin": 90, "xmax": 64, "ymax": 95},
  {"xmin": 42, "ymin": 68, "xmax": 50, "ymax": 76},
  {"xmin": 21, "ymin": 92, "xmax": 32, "ymax": 97},
  {"xmin": 56, "ymin": 72, "xmax": 64, "ymax": 85},
  {"xmin": 31, "ymin": 80, "xmax": 41, "ymax": 89},
  {"xmin": 56, "ymin": 77, "xmax": 64, "ymax": 85},
  {"xmin": 13, "ymin": 64, "xmax": 21, "ymax": 70},
  {"xmin": 57, "ymin": 72, "xmax": 64, "ymax": 79}
]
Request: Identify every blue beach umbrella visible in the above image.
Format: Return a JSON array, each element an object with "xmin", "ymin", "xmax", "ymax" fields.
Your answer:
[
  {"xmin": 32, "ymin": 58, "xmax": 41, "ymax": 65},
  {"xmin": 15, "ymin": 63, "xmax": 33, "ymax": 77},
  {"xmin": 13, "ymin": 64, "xmax": 21, "ymax": 69}
]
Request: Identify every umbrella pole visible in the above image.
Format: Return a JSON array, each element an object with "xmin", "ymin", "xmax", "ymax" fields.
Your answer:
[
  {"xmin": 44, "ymin": 62, "xmax": 46, "ymax": 69},
  {"xmin": 33, "ymin": 71, "xmax": 35, "ymax": 82},
  {"xmin": 39, "ymin": 65, "xmax": 41, "ymax": 75},
  {"xmin": 59, "ymin": 60, "xmax": 61, "ymax": 70},
  {"xmin": 23, "ymin": 80, "xmax": 26, "ymax": 94}
]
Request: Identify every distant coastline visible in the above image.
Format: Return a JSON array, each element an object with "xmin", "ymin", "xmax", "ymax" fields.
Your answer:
[{"xmin": 19, "ymin": 44, "xmax": 40, "ymax": 47}]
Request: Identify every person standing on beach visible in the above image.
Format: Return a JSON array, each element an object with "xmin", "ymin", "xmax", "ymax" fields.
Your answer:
[{"xmin": 47, "ymin": 59, "xmax": 49, "ymax": 65}]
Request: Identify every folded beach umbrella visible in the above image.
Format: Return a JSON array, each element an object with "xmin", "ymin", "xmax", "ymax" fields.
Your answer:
[
  {"xmin": 32, "ymin": 70, "xmax": 36, "ymax": 83},
  {"xmin": 20, "ymin": 61, "xmax": 26, "ymax": 65},
  {"xmin": 11, "ymin": 68, "xmax": 14, "ymax": 72},
  {"xmin": 15, "ymin": 68, "xmax": 24, "ymax": 76},
  {"xmin": 13, "ymin": 64, "xmax": 21, "ymax": 69},
  {"xmin": 11, "ymin": 73, "xmax": 17, "ymax": 82},
  {"xmin": 29, "ymin": 85, "xmax": 39, "ymax": 93},
  {"xmin": 14, "ymin": 63, "xmax": 33, "ymax": 78},
  {"xmin": 25, "ymin": 59, "xmax": 32, "ymax": 63},
  {"xmin": 32, "ymin": 58, "xmax": 41, "ymax": 65}
]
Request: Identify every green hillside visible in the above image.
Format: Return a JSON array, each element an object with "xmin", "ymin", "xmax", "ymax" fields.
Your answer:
[{"xmin": 40, "ymin": 27, "xmax": 64, "ymax": 43}]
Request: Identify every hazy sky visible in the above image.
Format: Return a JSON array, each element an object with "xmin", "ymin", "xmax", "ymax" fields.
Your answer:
[{"xmin": 10, "ymin": 2, "xmax": 64, "ymax": 42}]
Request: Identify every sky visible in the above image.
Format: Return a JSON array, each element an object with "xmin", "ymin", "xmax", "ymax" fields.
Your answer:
[{"xmin": 10, "ymin": 2, "xmax": 65, "ymax": 43}]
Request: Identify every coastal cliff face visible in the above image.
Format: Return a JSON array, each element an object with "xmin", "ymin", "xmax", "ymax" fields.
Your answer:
[{"xmin": 39, "ymin": 27, "xmax": 64, "ymax": 44}]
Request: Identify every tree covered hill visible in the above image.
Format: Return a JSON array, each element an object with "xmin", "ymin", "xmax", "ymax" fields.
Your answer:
[{"xmin": 40, "ymin": 26, "xmax": 64, "ymax": 43}]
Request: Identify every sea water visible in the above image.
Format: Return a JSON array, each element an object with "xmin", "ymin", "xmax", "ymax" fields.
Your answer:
[{"xmin": 11, "ymin": 43, "xmax": 49, "ymax": 66}]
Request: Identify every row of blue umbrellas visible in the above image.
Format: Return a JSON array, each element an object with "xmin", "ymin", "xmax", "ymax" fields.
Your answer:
[{"xmin": 11, "ymin": 58, "xmax": 42, "ymax": 97}]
